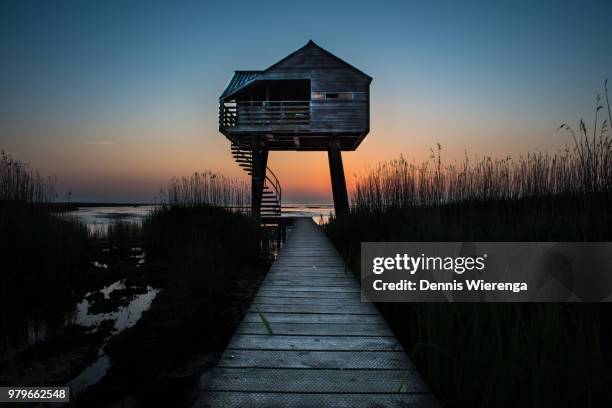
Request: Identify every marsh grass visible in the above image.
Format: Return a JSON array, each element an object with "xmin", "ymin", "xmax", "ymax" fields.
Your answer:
[
  {"xmin": 386, "ymin": 302, "xmax": 610, "ymax": 407},
  {"xmin": 353, "ymin": 137, "xmax": 610, "ymax": 212},
  {"xmin": 353, "ymin": 82, "xmax": 611, "ymax": 210},
  {"xmin": 326, "ymin": 193, "xmax": 612, "ymax": 406},
  {"xmin": 90, "ymin": 221, "xmax": 144, "ymax": 255},
  {"xmin": 0, "ymin": 200, "xmax": 93, "ymax": 370},
  {"xmin": 0, "ymin": 150, "xmax": 56, "ymax": 203},
  {"xmin": 159, "ymin": 171, "xmax": 249, "ymax": 210},
  {"xmin": 95, "ymin": 205, "xmax": 265, "ymax": 405},
  {"xmin": 0, "ymin": 152, "xmax": 89, "ymax": 309},
  {"xmin": 83, "ymin": 172, "xmax": 269, "ymax": 406},
  {"xmin": 325, "ymin": 83, "xmax": 612, "ymax": 407},
  {"xmin": 0, "ymin": 202, "xmax": 89, "ymax": 301},
  {"xmin": 0, "ymin": 174, "xmax": 89, "ymax": 367}
]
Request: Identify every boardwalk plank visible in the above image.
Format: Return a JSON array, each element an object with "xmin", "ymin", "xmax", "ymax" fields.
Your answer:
[
  {"xmin": 197, "ymin": 393, "xmax": 439, "ymax": 408},
  {"xmin": 259, "ymin": 286, "xmax": 360, "ymax": 293},
  {"xmin": 248, "ymin": 303, "xmax": 378, "ymax": 314},
  {"xmin": 227, "ymin": 335, "xmax": 403, "ymax": 351},
  {"xmin": 242, "ymin": 312, "xmax": 385, "ymax": 324},
  {"xmin": 207, "ymin": 368, "xmax": 428, "ymax": 393},
  {"xmin": 217, "ymin": 350, "xmax": 413, "ymax": 369},
  {"xmin": 235, "ymin": 322, "xmax": 393, "ymax": 336},
  {"xmin": 251, "ymin": 296, "xmax": 365, "ymax": 306},
  {"xmin": 255, "ymin": 290, "xmax": 360, "ymax": 299}
]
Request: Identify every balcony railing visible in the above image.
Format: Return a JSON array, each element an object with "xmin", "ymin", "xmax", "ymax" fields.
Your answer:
[{"xmin": 219, "ymin": 100, "xmax": 310, "ymax": 129}]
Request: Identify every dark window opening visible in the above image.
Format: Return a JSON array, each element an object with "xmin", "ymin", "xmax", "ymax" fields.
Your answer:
[
  {"xmin": 326, "ymin": 93, "xmax": 339, "ymax": 99},
  {"xmin": 236, "ymin": 79, "xmax": 311, "ymax": 102}
]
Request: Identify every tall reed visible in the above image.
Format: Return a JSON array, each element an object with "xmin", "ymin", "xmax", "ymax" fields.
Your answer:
[
  {"xmin": 0, "ymin": 151, "xmax": 88, "ymax": 320},
  {"xmin": 102, "ymin": 188, "xmax": 266, "ymax": 406},
  {"xmin": 158, "ymin": 171, "xmax": 249, "ymax": 209},
  {"xmin": 353, "ymin": 147, "xmax": 611, "ymax": 211},
  {"xmin": 0, "ymin": 150, "xmax": 56, "ymax": 203},
  {"xmin": 353, "ymin": 83, "xmax": 611, "ymax": 210}
]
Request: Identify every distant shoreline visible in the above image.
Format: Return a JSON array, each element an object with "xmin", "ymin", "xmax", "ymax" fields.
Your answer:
[
  {"xmin": 42, "ymin": 202, "xmax": 334, "ymax": 213},
  {"xmin": 51, "ymin": 202, "xmax": 334, "ymax": 207},
  {"xmin": 57, "ymin": 202, "xmax": 152, "ymax": 207}
]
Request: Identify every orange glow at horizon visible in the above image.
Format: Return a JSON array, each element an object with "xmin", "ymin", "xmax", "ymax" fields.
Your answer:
[{"xmin": 4, "ymin": 103, "xmax": 573, "ymax": 203}]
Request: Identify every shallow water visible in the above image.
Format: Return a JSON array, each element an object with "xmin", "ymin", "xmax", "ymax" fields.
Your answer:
[
  {"xmin": 281, "ymin": 204, "xmax": 335, "ymax": 224},
  {"xmin": 69, "ymin": 204, "xmax": 334, "ymax": 234},
  {"xmin": 72, "ymin": 280, "xmax": 159, "ymax": 332},
  {"xmin": 1, "ymin": 275, "xmax": 158, "ymax": 397},
  {"xmin": 68, "ymin": 205, "xmax": 158, "ymax": 235},
  {"xmin": 69, "ymin": 204, "xmax": 334, "ymax": 232},
  {"xmin": 67, "ymin": 280, "xmax": 159, "ymax": 394}
]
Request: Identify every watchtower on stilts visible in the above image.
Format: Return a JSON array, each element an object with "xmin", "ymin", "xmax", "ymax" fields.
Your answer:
[{"xmin": 219, "ymin": 41, "xmax": 372, "ymax": 221}]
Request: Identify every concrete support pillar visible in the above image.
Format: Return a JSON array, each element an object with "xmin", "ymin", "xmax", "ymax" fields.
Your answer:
[{"xmin": 328, "ymin": 137, "xmax": 349, "ymax": 216}]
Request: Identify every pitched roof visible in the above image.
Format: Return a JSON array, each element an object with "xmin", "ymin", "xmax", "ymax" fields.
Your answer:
[
  {"xmin": 220, "ymin": 41, "xmax": 371, "ymax": 100},
  {"xmin": 264, "ymin": 40, "xmax": 372, "ymax": 80}
]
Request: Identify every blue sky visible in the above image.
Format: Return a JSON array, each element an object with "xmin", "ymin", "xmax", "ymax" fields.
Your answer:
[{"xmin": 1, "ymin": 0, "xmax": 610, "ymax": 202}]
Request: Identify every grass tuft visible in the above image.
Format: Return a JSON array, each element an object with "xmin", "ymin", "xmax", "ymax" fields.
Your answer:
[{"xmin": 255, "ymin": 307, "xmax": 274, "ymax": 335}]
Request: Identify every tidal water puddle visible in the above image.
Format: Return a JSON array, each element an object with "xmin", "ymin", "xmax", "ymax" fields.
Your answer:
[
  {"xmin": 67, "ymin": 280, "xmax": 159, "ymax": 394},
  {"xmin": 1, "ymin": 278, "xmax": 159, "ymax": 397},
  {"xmin": 73, "ymin": 279, "xmax": 158, "ymax": 332}
]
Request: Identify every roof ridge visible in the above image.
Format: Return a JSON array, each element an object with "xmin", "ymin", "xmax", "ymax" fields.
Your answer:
[{"xmin": 262, "ymin": 41, "xmax": 372, "ymax": 80}]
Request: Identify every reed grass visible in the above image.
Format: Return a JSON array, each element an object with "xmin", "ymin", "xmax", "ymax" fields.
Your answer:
[
  {"xmin": 99, "ymin": 208, "xmax": 264, "ymax": 404},
  {"xmin": 0, "ymin": 150, "xmax": 90, "ymax": 308},
  {"xmin": 99, "ymin": 221, "xmax": 144, "ymax": 255},
  {"xmin": 89, "ymin": 171, "xmax": 268, "ymax": 405},
  {"xmin": 380, "ymin": 302, "xmax": 611, "ymax": 407},
  {"xmin": 325, "ymin": 82, "xmax": 612, "ymax": 407},
  {"xmin": 353, "ymin": 141, "xmax": 610, "ymax": 211},
  {"xmin": 159, "ymin": 171, "xmax": 249, "ymax": 210},
  {"xmin": 352, "ymin": 84, "xmax": 611, "ymax": 210},
  {"xmin": 0, "ymin": 150, "xmax": 56, "ymax": 203},
  {"xmin": 144, "ymin": 169, "xmax": 270, "ymax": 261},
  {"xmin": 142, "ymin": 205, "xmax": 260, "ymax": 260}
]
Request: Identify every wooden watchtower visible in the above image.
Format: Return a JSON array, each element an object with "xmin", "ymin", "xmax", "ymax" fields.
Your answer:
[{"xmin": 219, "ymin": 40, "xmax": 372, "ymax": 219}]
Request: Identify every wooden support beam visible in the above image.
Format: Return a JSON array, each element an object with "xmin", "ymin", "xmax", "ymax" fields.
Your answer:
[
  {"xmin": 251, "ymin": 137, "xmax": 263, "ymax": 220},
  {"xmin": 250, "ymin": 137, "xmax": 269, "ymax": 221},
  {"xmin": 261, "ymin": 146, "xmax": 269, "ymax": 186},
  {"xmin": 328, "ymin": 137, "xmax": 349, "ymax": 216}
]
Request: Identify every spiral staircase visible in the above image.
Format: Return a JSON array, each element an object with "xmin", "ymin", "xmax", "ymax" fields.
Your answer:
[{"xmin": 231, "ymin": 142, "xmax": 282, "ymax": 217}]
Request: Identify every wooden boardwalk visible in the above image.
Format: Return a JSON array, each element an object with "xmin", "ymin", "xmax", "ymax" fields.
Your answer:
[{"xmin": 196, "ymin": 218, "xmax": 438, "ymax": 407}]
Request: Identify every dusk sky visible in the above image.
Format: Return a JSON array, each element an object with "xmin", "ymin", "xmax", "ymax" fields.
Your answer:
[{"xmin": 1, "ymin": 0, "xmax": 611, "ymax": 203}]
